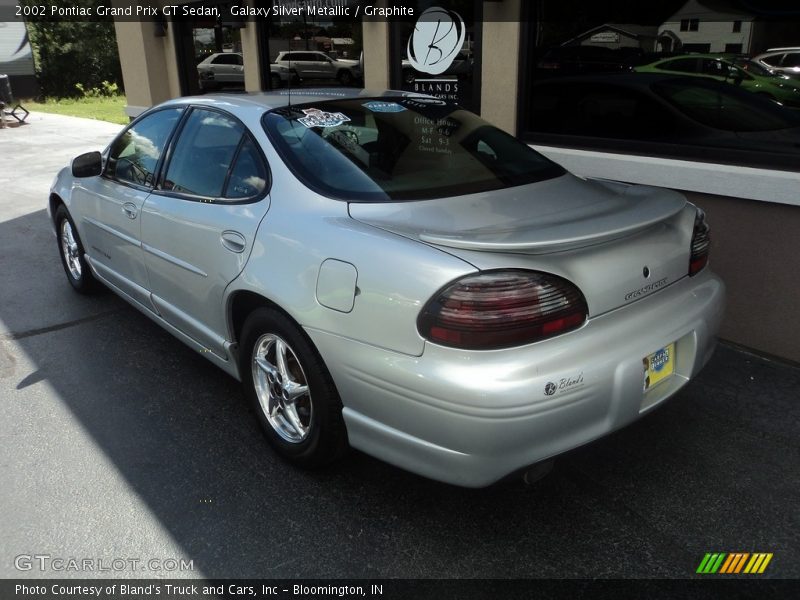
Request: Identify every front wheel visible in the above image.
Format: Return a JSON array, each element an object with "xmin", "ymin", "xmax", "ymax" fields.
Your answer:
[
  {"xmin": 240, "ymin": 308, "xmax": 348, "ymax": 468},
  {"xmin": 55, "ymin": 204, "xmax": 100, "ymax": 294},
  {"xmin": 337, "ymin": 69, "xmax": 355, "ymax": 86}
]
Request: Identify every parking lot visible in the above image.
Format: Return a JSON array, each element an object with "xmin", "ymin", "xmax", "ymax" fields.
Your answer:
[{"xmin": 1, "ymin": 113, "xmax": 798, "ymax": 580}]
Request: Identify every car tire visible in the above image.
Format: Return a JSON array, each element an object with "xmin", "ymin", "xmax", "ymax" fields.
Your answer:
[
  {"xmin": 270, "ymin": 73, "xmax": 282, "ymax": 89},
  {"xmin": 55, "ymin": 204, "xmax": 101, "ymax": 294},
  {"xmin": 240, "ymin": 307, "xmax": 348, "ymax": 468},
  {"xmin": 337, "ymin": 69, "xmax": 354, "ymax": 86}
]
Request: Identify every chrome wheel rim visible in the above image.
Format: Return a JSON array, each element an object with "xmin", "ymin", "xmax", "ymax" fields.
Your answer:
[
  {"xmin": 60, "ymin": 219, "xmax": 82, "ymax": 280},
  {"xmin": 252, "ymin": 333, "xmax": 313, "ymax": 443}
]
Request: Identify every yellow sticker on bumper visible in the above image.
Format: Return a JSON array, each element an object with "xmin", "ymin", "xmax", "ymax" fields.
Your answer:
[{"xmin": 644, "ymin": 343, "xmax": 675, "ymax": 391}]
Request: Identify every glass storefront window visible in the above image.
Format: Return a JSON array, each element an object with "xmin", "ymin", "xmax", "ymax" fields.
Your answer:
[
  {"xmin": 264, "ymin": 12, "xmax": 364, "ymax": 88},
  {"xmin": 390, "ymin": 1, "xmax": 481, "ymax": 111},
  {"xmin": 173, "ymin": 2, "xmax": 245, "ymax": 95},
  {"xmin": 521, "ymin": 0, "xmax": 800, "ymax": 170}
]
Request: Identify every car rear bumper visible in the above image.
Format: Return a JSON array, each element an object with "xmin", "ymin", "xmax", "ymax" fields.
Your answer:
[{"xmin": 306, "ymin": 270, "xmax": 725, "ymax": 487}]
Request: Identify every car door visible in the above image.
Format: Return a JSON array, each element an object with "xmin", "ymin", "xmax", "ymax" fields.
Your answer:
[
  {"xmin": 291, "ymin": 52, "xmax": 316, "ymax": 78},
  {"xmin": 315, "ymin": 54, "xmax": 337, "ymax": 79},
  {"xmin": 71, "ymin": 107, "xmax": 184, "ymax": 309},
  {"xmin": 140, "ymin": 107, "xmax": 271, "ymax": 358},
  {"xmin": 213, "ymin": 53, "xmax": 242, "ymax": 84}
]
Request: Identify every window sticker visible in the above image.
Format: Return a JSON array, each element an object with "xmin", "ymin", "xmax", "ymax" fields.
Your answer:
[
  {"xmin": 362, "ymin": 101, "xmax": 407, "ymax": 113},
  {"xmin": 297, "ymin": 108, "xmax": 351, "ymax": 128}
]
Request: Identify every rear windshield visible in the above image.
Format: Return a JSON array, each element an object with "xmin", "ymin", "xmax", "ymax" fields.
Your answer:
[{"xmin": 262, "ymin": 97, "xmax": 565, "ymax": 201}]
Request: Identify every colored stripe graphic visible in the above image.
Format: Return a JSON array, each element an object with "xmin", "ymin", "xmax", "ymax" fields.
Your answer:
[
  {"xmin": 719, "ymin": 553, "xmax": 749, "ymax": 574},
  {"xmin": 698, "ymin": 552, "xmax": 773, "ymax": 574},
  {"xmin": 697, "ymin": 553, "xmax": 726, "ymax": 574},
  {"xmin": 744, "ymin": 553, "xmax": 773, "ymax": 574}
]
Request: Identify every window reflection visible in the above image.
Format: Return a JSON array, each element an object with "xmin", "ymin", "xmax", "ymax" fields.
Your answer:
[
  {"xmin": 524, "ymin": 0, "xmax": 800, "ymax": 165},
  {"xmin": 107, "ymin": 109, "xmax": 183, "ymax": 187},
  {"xmin": 264, "ymin": 14, "xmax": 363, "ymax": 88}
]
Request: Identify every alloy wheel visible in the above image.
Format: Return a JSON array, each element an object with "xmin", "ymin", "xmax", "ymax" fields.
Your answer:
[{"xmin": 251, "ymin": 333, "xmax": 313, "ymax": 443}]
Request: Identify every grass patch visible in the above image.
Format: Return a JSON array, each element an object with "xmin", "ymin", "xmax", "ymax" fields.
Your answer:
[{"xmin": 23, "ymin": 96, "xmax": 128, "ymax": 125}]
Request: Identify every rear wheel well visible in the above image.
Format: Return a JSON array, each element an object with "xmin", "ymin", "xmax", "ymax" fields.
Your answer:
[
  {"xmin": 49, "ymin": 193, "xmax": 64, "ymax": 226},
  {"xmin": 230, "ymin": 291, "xmax": 295, "ymax": 346}
]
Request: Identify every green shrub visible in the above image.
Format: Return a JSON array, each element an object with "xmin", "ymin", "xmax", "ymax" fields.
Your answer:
[
  {"xmin": 23, "ymin": 0, "xmax": 123, "ymax": 98},
  {"xmin": 74, "ymin": 81, "xmax": 120, "ymax": 98}
]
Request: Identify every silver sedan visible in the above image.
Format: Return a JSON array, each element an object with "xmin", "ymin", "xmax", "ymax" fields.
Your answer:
[{"xmin": 48, "ymin": 90, "xmax": 725, "ymax": 487}]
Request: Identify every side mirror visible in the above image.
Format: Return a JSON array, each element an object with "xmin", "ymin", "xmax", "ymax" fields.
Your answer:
[{"xmin": 71, "ymin": 151, "xmax": 102, "ymax": 178}]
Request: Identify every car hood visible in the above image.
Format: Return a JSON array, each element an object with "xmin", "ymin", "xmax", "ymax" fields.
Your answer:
[{"xmin": 348, "ymin": 173, "xmax": 686, "ymax": 254}]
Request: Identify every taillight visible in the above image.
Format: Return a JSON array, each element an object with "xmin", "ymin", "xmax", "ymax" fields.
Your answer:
[
  {"xmin": 689, "ymin": 209, "xmax": 711, "ymax": 276},
  {"xmin": 418, "ymin": 270, "xmax": 588, "ymax": 350}
]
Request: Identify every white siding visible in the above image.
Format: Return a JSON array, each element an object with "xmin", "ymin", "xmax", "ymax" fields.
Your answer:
[
  {"xmin": 0, "ymin": 1, "xmax": 35, "ymax": 77},
  {"xmin": 659, "ymin": 20, "xmax": 753, "ymax": 53}
]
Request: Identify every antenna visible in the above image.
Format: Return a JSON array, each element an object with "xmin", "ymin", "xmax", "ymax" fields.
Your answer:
[{"xmin": 287, "ymin": 51, "xmax": 293, "ymax": 109}]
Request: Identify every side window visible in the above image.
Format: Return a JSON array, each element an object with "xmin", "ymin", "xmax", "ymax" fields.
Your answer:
[
  {"xmin": 225, "ymin": 137, "xmax": 269, "ymax": 199},
  {"xmin": 213, "ymin": 54, "xmax": 238, "ymax": 65},
  {"xmin": 782, "ymin": 53, "xmax": 800, "ymax": 67},
  {"xmin": 700, "ymin": 60, "xmax": 725, "ymax": 77},
  {"xmin": 759, "ymin": 54, "xmax": 782, "ymax": 67},
  {"xmin": 163, "ymin": 109, "xmax": 244, "ymax": 198},
  {"xmin": 106, "ymin": 108, "xmax": 183, "ymax": 187},
  {"xmin": 658, "ymin": 58, "xmax": 697, "ymax": 73}
]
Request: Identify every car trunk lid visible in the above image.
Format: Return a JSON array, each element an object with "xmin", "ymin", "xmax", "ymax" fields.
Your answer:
[{"xmin": 349, "ymin": 174, "xmax": 693, "ymax": 316}]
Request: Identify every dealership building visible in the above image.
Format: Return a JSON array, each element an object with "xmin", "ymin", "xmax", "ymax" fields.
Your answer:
[{"xmin": 107, "ymin": 0, "xmax": 800, "ymax": 363}]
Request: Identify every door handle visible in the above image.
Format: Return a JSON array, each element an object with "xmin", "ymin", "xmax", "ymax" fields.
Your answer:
[
  {"xmin": 221, "ymin": 230, "xmax": 246, "ymax": 253},
  {"xmin": 122, "ymin": 202, "xmax": 138, "ymax": 219}
]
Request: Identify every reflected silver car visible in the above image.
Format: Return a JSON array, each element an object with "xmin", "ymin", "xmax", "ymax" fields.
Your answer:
[
  {"xmin": 273, "ymin": 51, "xmax": 362, "ymax": 86},
  {"xmin": 48, "ymin": 90, "xmax": 724, "ymax": 487},
  {"xmin": 197, "ymin": 52, "xmax": 300, "ymax": 90},
  {"xmin": 754, "ymin": 48, "xmax": 800, "ymax": 80}
]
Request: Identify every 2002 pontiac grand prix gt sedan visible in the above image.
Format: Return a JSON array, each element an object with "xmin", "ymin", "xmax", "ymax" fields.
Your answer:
[{"xmin": 49, "ymin": 90, "xmax": 725, "ymax": 487}]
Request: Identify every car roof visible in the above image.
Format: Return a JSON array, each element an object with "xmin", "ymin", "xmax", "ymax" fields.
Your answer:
[
  {"xmin": 765, "ymin": 47, "xmax": 800, "ymax": 52},
  {"xmin": 653, "ymin": 54, "xmax": 733, "ymax": 61},
  {"xmin": 158, "ymin": 89, "xmax": 435, "ymax": 112}
]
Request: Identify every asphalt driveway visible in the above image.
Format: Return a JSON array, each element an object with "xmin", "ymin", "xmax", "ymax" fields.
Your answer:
[{"xmin": 0, "ymin": 112, "xmax": 798, "ymax": 581}]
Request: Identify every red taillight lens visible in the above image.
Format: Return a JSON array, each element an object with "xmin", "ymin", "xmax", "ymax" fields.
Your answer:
[
  {"xmin": 418, "ymin": 270, "xmax": 588, "ymax": 350},
  {"xmin": 689, "ymin": 209, "xmax": 711, "ymax": 276}
]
